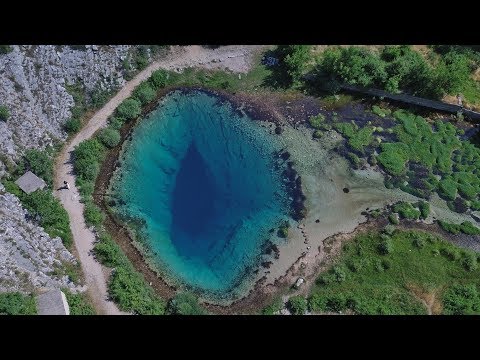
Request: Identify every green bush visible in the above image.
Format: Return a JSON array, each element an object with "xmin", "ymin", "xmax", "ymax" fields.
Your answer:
[
  {"xmin": 98, "ymin": 128, "xmax": 121, "ymax": 148},
  {"xmin": 378, "ymin": 237, "xmax": 393, "ymax": 255},
  {"xmin": 166, "ymin": 293, "xmax": 206, "ymax": 315},
  {"xmin": 372, "ymin": 105, "xmax": 391, "ymax": 117},
  {"xmin": 150, "ymin": 69, "xmax": 169, "ymax": 89},
  {"xmin": 441, "ymin": 247, "xmax": 460, "ymax": 261},
  {"xmin": 388, "ymin": 213, "xmax": 399, "ymax": 225},
  {"xmin": 308, "ymin": 293, "xmax": 328, "ymax": 312},
  {"xmin": 393, "ymin": 202, "xmax": 421, "ymax": 220},
  {"xmin": 277, "ymin": 221, "xmax": 289, "ymax": 238},
  {"xmin": 412, "ymin": 237, "xmax": 426, "ymax": 249},
  {"xmin": 133, "ymin": 81, "xmax": 156, "ymax": 105},
  {"xmin": 308, "ymin": 114, "xmax": 326, "ymax": 129},
  {"xmin": 108, "ymin": 265, "xmax": 166, "ymax": 315},
  {"xmin": 64, "ymin": 118, "xmax": 82, "ymax": 134},
  {"xmin": 22, "ymin": 190, "xmax": 72, "ymax": 247},
  {"xmin": 90, "ymin": 86, "xmax": 112, "ymax": 109},
  {"xmin": 23, "ymin": 149, "xmax": 54, "ymax": 186},
  {"xmin": 418, "ymin": 201, "xmax": 430, "ymax": 220},
  {"xmin": 439, "ymin": 178, "xmax": 458, "ymax": 200},
  {"xmin": 94, "ymin": 232, "xmax": 129, "ymax": 268},
  {"xmin": 63, "ymin": 289, "xmax": 95, "ymax": 315},
  {"xmin": 84, "ymin": 201, "xmax": 104, "ymax": 227},
  {"xmin": 109, "ymin": 116, "xmax": 126, "ymax": 130},
  {"xmin": 463, "ymin": 253, "xmax": 478, "ymax": 272},
  {"xmin": 287, "ymin": 295, "xmax": 308, "ymax": 315},
  {"xmin": 460, "ymin": 221, "xmax": 480, "ymax": 235},
  {"xmin": 261, "ymin": 297, "xmax": 283, "ymax": 315},
  {"xmin": 116, "ymin": 98, "xmax": 141, "ymax": 120},
  {"xmin": 443, "ymin": 284, "xmax": 480, "ymax": 315},
  {"xmin": 0, "ymin": 105, "xmax": 10, "ymax": 121},
  {"xmin": 278, "ymin": 45, "xmax": 312, "ymax": 84},
  {"xmin": 73, "ymin": 138, "xmax": 105, "ymax": 182},
  {"xmin": 313, "ymin": 130, "xmax": 323, "ymax": 139},
  {"xmin": 0, "ymin": 292, "xmax": 36, "ymax": 315}
]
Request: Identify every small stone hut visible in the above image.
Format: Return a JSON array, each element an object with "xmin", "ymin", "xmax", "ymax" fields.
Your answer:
[{"xmin": 15, "ymin": 171, "xmax": 46, "ymax": 194}]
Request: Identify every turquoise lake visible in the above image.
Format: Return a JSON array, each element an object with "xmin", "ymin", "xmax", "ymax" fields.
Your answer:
[{"xmin": 110, "ymin": 90, "xmax": 289, "ymax": 298}]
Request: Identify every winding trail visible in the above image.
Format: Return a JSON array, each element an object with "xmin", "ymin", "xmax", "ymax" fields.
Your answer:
[{"xmin": 53, "ymin": 45, "xmax": 264, "ymax": 315}]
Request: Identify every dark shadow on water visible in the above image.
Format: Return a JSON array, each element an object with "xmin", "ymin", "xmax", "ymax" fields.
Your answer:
[{"xmin": 171, "ymin": 143, "xmax": 218, "ymax": 241}]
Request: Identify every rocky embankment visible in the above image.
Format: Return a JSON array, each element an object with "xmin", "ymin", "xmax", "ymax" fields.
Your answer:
[
  {"xmin": 0, "ymin": 183, "xmax": 78, "ymax": 292},
  {"xmin": 0, "ymin": 45, "xmax": 154, "ymax": 295}
]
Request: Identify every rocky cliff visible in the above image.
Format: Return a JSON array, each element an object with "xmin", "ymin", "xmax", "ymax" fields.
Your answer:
[{"xmin": 0, "ymin": 45, "xmax": 156, "ymax": 295}]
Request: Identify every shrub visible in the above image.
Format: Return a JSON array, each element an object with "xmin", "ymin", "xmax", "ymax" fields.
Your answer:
[
  {"xmin": 108, "ymin": 265, "xmax": 166, "ymax": 315},
  {"xmin": 313, "ymin": 130, "xmax": 323, "ymax": 139},
  {"xmin": 393, "ymin": 202, "xmax": 420, "ymax": 220},
  {"xmin": 287, "ymin": 295, "xmax": 308, "ymax": 315},
  {"xmin": 73, "ymin": 138, "xmax": 105, "ymax": 181},
  {"xmin": 64, "ymin": 118, "xmax": 82, "ymax": 134},
  {"xmin": 98, "ymin": 128, "xmax": 121, "ymax": 148},
  {"xmin": 63, "ymin": 290, "xmax": 95, "ymax": 315},
  {"xmin": 90, "ymin": 86, "xmax": 112, "ymax": 109},
  {"xmin": 0, "ymin": 292, "xmax": 36, "ymax": 315},
  {"xmin": 441, "ymin": 247, "xmax": 460, "ymax": 261},
  {"xmin": 443, "ymin": 284, "xmax": 480, "ymax": 315},
  {"xmin": 133, "ymin": 81, "xmax": 156, "ymax": 105},
  {"xmin": 150, "ymin": 69, "xmax": 169, "ymax": 89},
  {"xmin": 22, "ymin": 190, "xmax": 72, "ymax": 247},
  {"xmin": 94, "ymin": 232, "xmax": 128, "ymax": 267},
  {"xmin": 378, "ymin": 238, "xmax": 393, "ymax": 255},
  {"xmin": 0, "ymin": 105, "xmax": 10, "ymax": 121},
  {"xmin": 418, "ymin": 201, "xmax": 430, "ymax": 220},
  {"xmin": 84, "ymin": 201, "xmax": 104, "ymax": 227},
  {"xmin": 372, "ymin": 105, "xmax": 391, "ymax": 117},
  {"xmin": 23, "ymin": 149, "xmax": 54, "ymax": 186},
  {"xmin": 439, "ymin": 178, "xmax": 458, "ymax": 200},
  {"xmin": 308, "ymin": 293, "xmax": 328, "ymax": 312},
  {"xmin": 116, "ymin": 98, "xmax": 141, "ymax": 120},
  {"xmin": 383, "ymin": 224, "xmax": 396, "ymax": 236},
  {"xmin": 262, "ymin": 297, "xmax": 283, "ymax": 315},
  {"xmin": 463, "ymin": 253, "xmax": 478, "ymax": 271},
  {"xmin": 166, "ymin": 293, "xmax": 206, "ymax": 315},
  {"xmin": 109, "ymin": 116, "xmax": 126, "ymax": 130},
  {"xmin": 308, "ymin": 114, "xmax": 326, "ymax": 129},
  {"xmin": 277, "ymin": 221, "xmax": 289, "ymax": 238},
  {"xmin": 438, "ymin": 220, "xmax": 461, "ymax": 235},
  {"xmin": 332, "ymin": 265, "xmax": 347, "ymax": 282},
  {"xmin": 388, "ymin": 213, "xmax": 399, "ymax": 225},
  {"xmin": 460, "ymin": 221, "xmax": 480, "ymax": 235},
  {"xmin": 325, "ymin": 294, "xmax": 347, "ymax": 312},
  {"xmin": 412, "ymin": 237, "xmax": 426, "ymax": 249}
]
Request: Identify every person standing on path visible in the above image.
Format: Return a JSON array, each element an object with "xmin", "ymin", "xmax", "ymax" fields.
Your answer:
[{"xmin": 64, "ymin": 180, "xmax": 70, "ymax": 190}]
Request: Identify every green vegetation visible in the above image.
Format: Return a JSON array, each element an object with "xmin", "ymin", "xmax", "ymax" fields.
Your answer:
[
  {"xmin": 277, "ymin": 221, "xmax": 290, "ymax": 238},
  {"xmin": 418, "ymin": 201, "xmax": 430, "ymax": 220},
  {"xmin": 150, "ymin": 69, "xmax": 169, "ymax": 89},
  {"xmin": 109, "ymin": 265, "xmax": 166, "ymax": 315},
  {"xmin": 73, "ymin": 138, "xmax": 105, "ymax": 182},
  {"xmin": 278, "ymin": 45, "xmax": 313, "ymax": 84},
  {"xmin": 84, "ymin": 201, "xmax": 104, "ymax": 227},
  {"xmin": 317, "ymin": 45, "xmax": 479, "ymax": 100},
  {"xmin": 90, "ymin": 85, "xmax": 113, "ymax": 109},
  {"xmin": 0, "ymin": 45, "xmax": 13, "ymax": 54},
  {"xmin": 372, "ymin": 105, "xmax": 391, "ymax": 117},
  {"xmin": 98, "ymin": 128, "xmax": 121, "ymax": 148},
  {"xmin": 334, "ymin": 122, "xmax": 374, "ymax": 154},
  {"xmin": 22, "ymin": 149, "xmax": 54, "ymax": 186},
  {"xmin": 116, "ymin": 98, "xmax": 141, "ymax": 120},
  {"xmin": 64, "ymin": 118, "xmax": 82, "ymax": 134},
  {"xmin": 166, "ymin": 293, "xmax": 207, "ymax": 315},
  {"xmin": 261, "ymin": 297, "xmax": 283, "ymax": 315},
  {"xmin": 0, "ymin": 105, "xmax": 10, "ymax": 121},
  {"xmin": 392, "ymin": 202, "xmax": 421, "ymax": 220},
  {"xmin": 63, "ymin": 289, "xmax": 95, "ymax": 315},
  {"xmin": 443, "ymin": 284, "xmax": 480, "ymax": 315},
  {"xmin": 388, "ymin": 213, "xmax": 399, "ymax": 225},
  {"xmin": 308, "ymin": 113, "xmax": 325, "ymax": 129},
  {"xmin": 0, "ymin": 292, "xmax": 37, "ymax": 315},
  {"xmin": 287, "ymin": 295, "xmax": 308, "ymax": 315},
  {"xmin": 308, "ymin": 230, "xmax": 480, "ymax": 314},
  {"xmin": 438, "ymin": 220, "xmax": 480, "ymax": 235},
  {"xmin": 133, "ymin": 81, "xmax": 156, "ymax": 106}
]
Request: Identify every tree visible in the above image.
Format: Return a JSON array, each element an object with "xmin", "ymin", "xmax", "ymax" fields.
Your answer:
[
  {"xmin": 133, "ymin": 81, "xmax": 156, "ymax": 105},
  {"xmin": 150, "ymin": 69, "xmax": 169, "ymax": 89},
  {"xmin": 281, "ymin": 45, "xmax": 312, "ymax": 83},
  {"xmin": 166, "ymin": 293, "xmax": 206, "ymax": 315},
  {"xmin": 116, "ymin": 98, "xmax": 141, "ymax": 120},
  {"xmin": 287, "ymin": 295, "xmax": 307, "ymax": 315},
  {"xmin": 98, "ymin": 128, "xmax": 121, "ymax": 148}
]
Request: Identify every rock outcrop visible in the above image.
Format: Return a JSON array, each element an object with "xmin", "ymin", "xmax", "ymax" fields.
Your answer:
[
  {"xmin": 0, "ymin": 45, "xmax": 138, "ymax": 166},
  {"xmin": 0, "ymin": 183, "xmax": 78, "ymax": 293}
]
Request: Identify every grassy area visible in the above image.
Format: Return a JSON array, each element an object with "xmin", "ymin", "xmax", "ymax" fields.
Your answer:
[
  {"xmin": 308, "ymin": 229, "xmax": 480, "ymax": 315},
  {"xmin": 63, "ymin": 289, "xmax": 96, "ymax": 315},
  {"xmin": 0, "ymin": 292, "xmax": 37, "ymax": 315}
]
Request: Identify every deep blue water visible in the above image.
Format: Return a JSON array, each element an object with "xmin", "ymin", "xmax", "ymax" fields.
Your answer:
[{"xmin": 110, "ymin": 90, "xmax": 288, "ymax": 298}]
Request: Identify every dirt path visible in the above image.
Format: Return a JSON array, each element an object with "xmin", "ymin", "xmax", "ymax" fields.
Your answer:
[{"xmin": 54, "ymin": 45, "xmax": 265, "ymax": 315}]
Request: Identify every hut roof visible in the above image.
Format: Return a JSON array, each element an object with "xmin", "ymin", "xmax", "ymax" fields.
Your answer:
[
  {"xmin": 15, "ymin": 171, "xmax": 46, "ymax": 194},
  {"xmin": 36, "ymin": 289, "xmax": 70, "ymax": 315}
]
